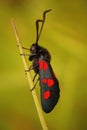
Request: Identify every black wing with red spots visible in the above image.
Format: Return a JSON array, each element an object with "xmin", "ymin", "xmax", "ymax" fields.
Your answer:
[{"xmin": 39, "ymin": 55, "xmax": 60, "ymax": 113}]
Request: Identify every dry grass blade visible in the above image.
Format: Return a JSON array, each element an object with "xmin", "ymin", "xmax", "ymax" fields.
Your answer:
[{"xmin": 11, "ymin": 18, "xmax": 48, "ymax": 130}]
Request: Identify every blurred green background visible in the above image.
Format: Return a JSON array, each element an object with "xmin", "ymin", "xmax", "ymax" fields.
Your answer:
[{"xmin": 0, "ymin": 0, "xmax": 87, "ymax": 130}]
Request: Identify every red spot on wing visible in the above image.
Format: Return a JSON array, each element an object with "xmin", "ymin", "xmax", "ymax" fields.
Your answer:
[
  {"xmin": 39, "ymin": 60, "xmax": 43, "ymax": 70},
  {"xmin": 42, "ymin": 78, "xmax": 54, "ymax": 87},
  {"xmin": 43, "ymin": 91, "xmax": 50, "ymax": 99},
  {"xmin": 39, "ymin": 60, "xmax": 48, "ymax": 71},
  {"xmin": 47, "ymin": 78, "xmax": 54, "ymax": 87},
  {"xmin": 43, "ymin": 61, "xmax": 48, "ymax": 71},
  {"xmin": 42, "ymin": 78, "xmax": 47, "ymax": 84}
]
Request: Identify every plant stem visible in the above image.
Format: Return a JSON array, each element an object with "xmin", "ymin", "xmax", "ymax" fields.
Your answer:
[{"xmin": 11, "ymin": 18, "xmax": 48, "ymax": 130}]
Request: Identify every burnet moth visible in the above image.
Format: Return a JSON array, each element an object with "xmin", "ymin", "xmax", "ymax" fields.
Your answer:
[{"xmin": 23, "ymin": 9, "xmax": 60, "ymax": 113}]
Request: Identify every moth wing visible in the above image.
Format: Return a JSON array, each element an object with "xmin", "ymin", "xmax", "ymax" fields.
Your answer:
[{"xmin": 39, "ymin": 56, "xmax": 60, "ymax": 113}]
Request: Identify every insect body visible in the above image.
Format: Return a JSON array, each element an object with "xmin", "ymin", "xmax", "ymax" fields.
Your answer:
[{"xmin": 27, "ymin": 9, "xmax": 60, "ymax": 113}]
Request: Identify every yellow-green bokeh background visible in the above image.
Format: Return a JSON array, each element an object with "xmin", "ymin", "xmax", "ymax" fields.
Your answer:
[{"xmin": 0, "ymin": 0, "xmax": 87, "ymax": 130}]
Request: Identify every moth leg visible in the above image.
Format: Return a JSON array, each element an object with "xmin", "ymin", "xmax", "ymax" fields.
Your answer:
[
  {"xmin": 25, "ymin": 63, "xmax": 38, "ymax": 72},
  {"xmin": 17, "ymin": 45, "xmax": 30, "ymax": 50},
  {"xmin": 24, "ymin": 65, "xmax": 32, "ymax": 75},
  {"xmin": 25, "ymin": 65, "xmax": 33, "ymax": 72},
  {"xmin": 31, "ymin": 77, "xmax": 40, "ymax": 91},
  {"xmin": 20, "ymin": 53, "xmax": 37, "ymax": 57},
  {"xmin": 20, "ymin": 53, "xmax": 30, "ymax": 56},
  {"xmin": 33, "ymin": 72, "xmax": 38, "ymax": 82}
]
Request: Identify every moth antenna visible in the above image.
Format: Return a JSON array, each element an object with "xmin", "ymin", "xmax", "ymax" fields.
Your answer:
[{"xmin": 35, "ymin": 9, "xmax": 52, "ymax": 45}]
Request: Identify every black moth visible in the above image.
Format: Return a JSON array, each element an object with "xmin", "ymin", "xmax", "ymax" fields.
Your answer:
[{"xmin": 22, "ymin": 9, "xmax": 60, "ymax": 113}]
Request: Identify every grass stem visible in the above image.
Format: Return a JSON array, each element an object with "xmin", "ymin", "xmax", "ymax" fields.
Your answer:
[{"xmin": 11, "ymin": 18, "xmax": 48, "ymax": 130}]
